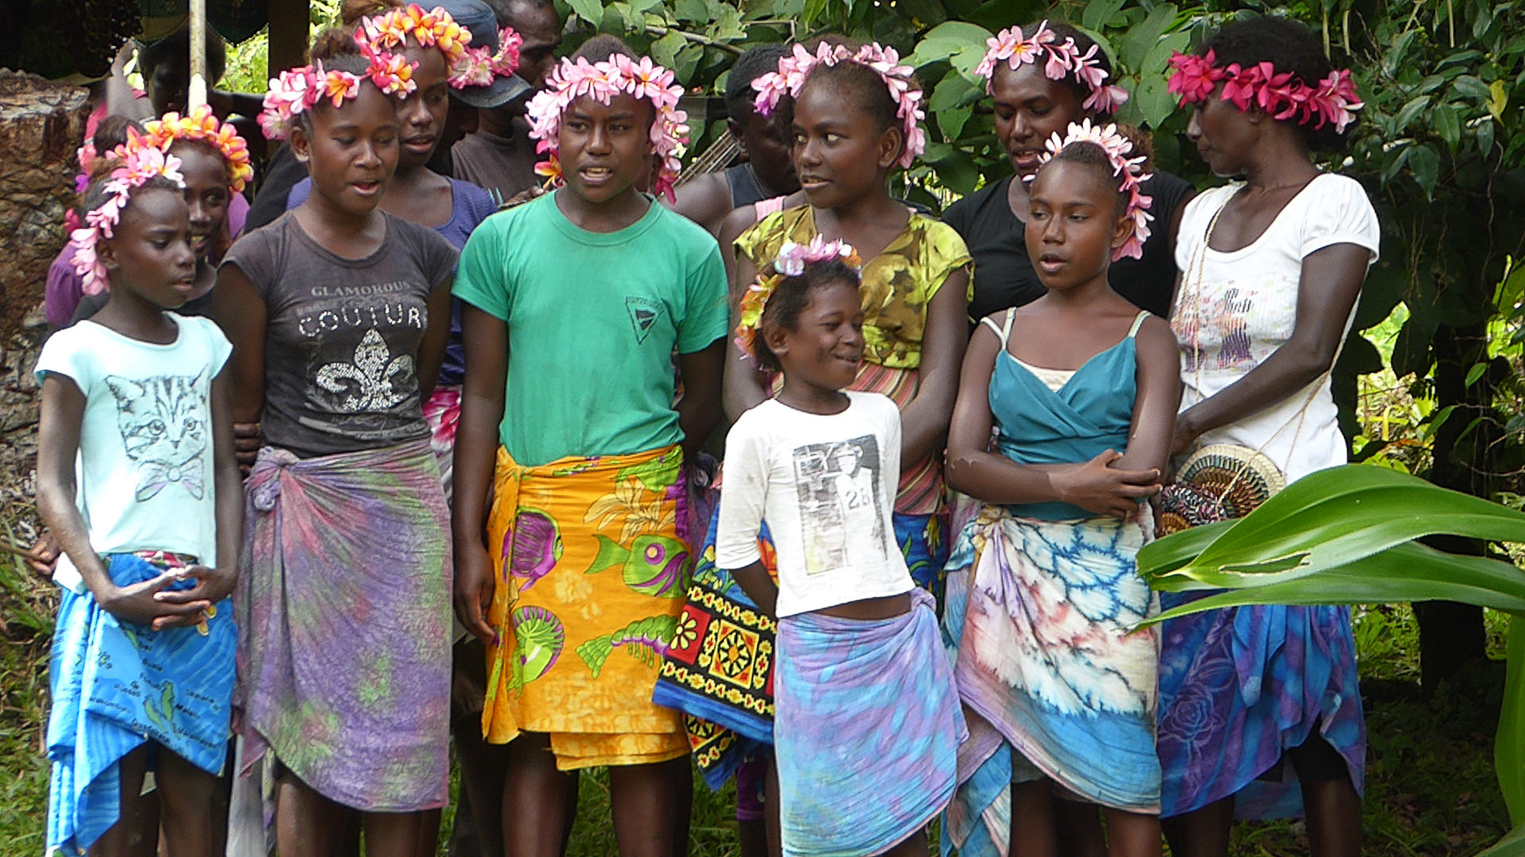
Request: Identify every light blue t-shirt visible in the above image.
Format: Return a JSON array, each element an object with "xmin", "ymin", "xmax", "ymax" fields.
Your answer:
[
  {"xmin": 453, "ymin": 192, "xmax": 728, "ymax": 466},
  {"xmin": 34, "ymin": 315, "xmax": 233, "ymax": 591}
]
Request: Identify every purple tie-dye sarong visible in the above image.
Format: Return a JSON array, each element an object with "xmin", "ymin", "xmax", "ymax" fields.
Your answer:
[
  {"xmin": 774, "ymin": 589, "xmax": 965, "ymax": 857},
  {"xmin": 235, "ymin": 440, "xmax": 452, "ymax": 812}
]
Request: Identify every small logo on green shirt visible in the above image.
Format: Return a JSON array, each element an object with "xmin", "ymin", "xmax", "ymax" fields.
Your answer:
[{"xmin": 626, "ymin": 297, "xmax": 662, "ymax": 344}]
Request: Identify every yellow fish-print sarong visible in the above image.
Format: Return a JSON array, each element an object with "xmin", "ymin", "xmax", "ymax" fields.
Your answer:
[{"xmin": 482, "ymin": 444, "xmax": 693, "ymax": 769}]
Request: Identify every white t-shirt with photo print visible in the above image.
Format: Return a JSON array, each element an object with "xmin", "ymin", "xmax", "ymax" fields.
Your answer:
[{"xmin": 716, "ymin": 392, "xmax": 912, "ymax": 618}]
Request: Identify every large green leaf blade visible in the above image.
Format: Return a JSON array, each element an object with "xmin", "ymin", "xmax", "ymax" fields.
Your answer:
[
  {"xmin": 1143, "ymin": 466, "xmax": 1525, "ymax": 590},
  {"xmin": 1140, "ymin": 540, "xmax": 1525, "ymax": 624},
  {"xmin": 1500, "ymin": 618, "xmax": 1525, "ymax": 824}
]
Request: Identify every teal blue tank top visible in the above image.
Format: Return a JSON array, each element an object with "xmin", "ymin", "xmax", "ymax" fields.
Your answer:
[{"xmin": 985, "ymin": 308, "xmax": 1146, "ymax": 520}]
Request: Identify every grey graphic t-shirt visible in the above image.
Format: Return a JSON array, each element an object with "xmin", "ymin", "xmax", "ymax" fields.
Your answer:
[{"xmin": 223, "ymin": 212, "xmax": 457, "ymax": 458}]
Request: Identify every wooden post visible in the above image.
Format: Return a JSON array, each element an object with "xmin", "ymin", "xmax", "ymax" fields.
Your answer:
[
  {"xmin": 269, "ymin": 0, "xmax": 311, "ymax": 76},
  {"xmin": 188, "ymin": 0, "xmax": 207, "ymax": 107}
]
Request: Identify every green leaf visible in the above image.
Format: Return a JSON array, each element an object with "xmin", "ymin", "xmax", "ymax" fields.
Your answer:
[
  {"xmin": 650, "ymin": 30, "xmax": 685, "ymax": 68},
  {"xmin": 673, "ymin": 43, "xmax": 702, "ymax": 85},
  {"xmin": 1467, "ymin": 361, "xmax": 1489, "ymax": 387},
  {"xmin": 1141, "ymin": 540, "xmax": 1525, "ymax": 625},
  {"xmin": 1117, "ymin": 4, "xmax": 1177, "ymax": 71},
  {"xmin": 1407, "ymin": 144, "xmax": 1440, "ymax": 197},
  {"xmin": 928, "ymin": 73, "xmax": 978, "ymax": 112},
  {"xmin": 930, "ymin": 148, "xmax": 979, "ymax": 195},
  {"xmin": 1393, "ymin": 95, "xmax": 1429, "ymax": 133},
  {"xmin": 1489, "ymin": 80, "xmax": 1510, "ymax": 120},
  {"xmin": 1140, "ymin": 465, "xmax": 1525, "ymax": 591},
  {"xmin": 1082, "ymin": 0, "xmax": 1128, "ymax": 31},
  {"xmin": 566, "ymin": 0, "xmax": 603, "ymax": 27},
  {"xmin": 908, "ymin": 21, "xmax": 992, "ymax": 67},
  {"xmin": 1432, "ymin": 103, "xmax": 1461, "ymax": 152},
  {"xmin": 938, "ymin": 103, "xmax": 973, "ymax": 139},
  {"xmin": 1499, "ymin": 620, "xmax": 1525, "ymax": 825},
  {"xmin": 673, "ymin": 0, "xmax": 708, "ymax": 22},
  {"xmin": 1476, "ymin": 823, "xmax": 1525, "ymax": 857},
  {"xmin": 1455, "ymin": 74, "xmax": 1493, "ymax": 101}
]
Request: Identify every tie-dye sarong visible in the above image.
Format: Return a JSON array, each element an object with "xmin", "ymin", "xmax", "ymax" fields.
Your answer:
[
  {"xmin": 774, "ymin": 588, "xmax": 965, "ymax": 857},
  {"xmin": 237, "ymin": 440, "xmax": 452, "ymax": 812},
  {"xmin": 653, "ymin": 504, "xmax": 947, "ymax": 789},
  {"xmin": 943, "ymin": 507, "xmax": 1160, "ymax": 857},
  {"xmin": 1156, "ymin": 599, "xmax": 1365, "ymax": 818},
  {"xmin": 481, "ymin": 444, "xmax": 693, "ymax": 769},
  {"xmin": 48, "ymin": 551, "xmax": 235, "ymax": 853}
]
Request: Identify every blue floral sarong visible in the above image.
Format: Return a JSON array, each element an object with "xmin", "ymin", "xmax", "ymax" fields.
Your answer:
[
  {"xmin": 654, "ymin": 505, "xmax": 947, "ymax": 790},
  {"xmin": 47, "ymin": 552, "xmax": 236, "ymax": 854},
  {"xmin": 775, "ymin": 589, "xmax": 965, "ymax": 857}
]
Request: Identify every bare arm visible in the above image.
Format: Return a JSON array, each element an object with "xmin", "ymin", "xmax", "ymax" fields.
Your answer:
[
  {"xmin": 416, "ymin": 276, "xmax": 454, "ymax": 403},
  {"xmin": 944, "ymin": 324, "xmax": 1159, "ymax": 518},
  {"xmin": 1173, "ymin": 243, "xmax": 1370, "ymax": 454},
  {"xmin": 677, "ymin": 339, "xmax": 725, "ymax": 463},
  {"xmin": 723, "ymin": 250, "xmax": 772, "ymax": 422},
  {"xmin": 1114, "ymin": 316, "xmax": 1182, "ymax": 476},
  {"xmin": 668, "ymin": 173, "xmax": 733, "ymax": 236},
  {"xmin": 729, "ymin": 560, "xmax": 778, "ymax": 618},
  {"xmin": 897, "ymin": 266, "xmax": 968, "ymax": 469},
  {"xmin": 214, "ymin": 264, "xmax": 268, "ymax": 470},
  {"xmin": 718, "ymin": 205, "xmax": 758, "ymax": 289},
  {"xmin": 452, "ymin": 304, "xmax": 508, "ymax": 644},
  {"xmin": 36, "ymin": 376, "xmax": 209, "ymax": 627}
]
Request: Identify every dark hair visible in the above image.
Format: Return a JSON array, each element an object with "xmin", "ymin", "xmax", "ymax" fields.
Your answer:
[
  {"xmin": 308, "ymin": 26, "xmax": 366, "ymax": 63},
  {"xmin": 1033, "ymin": 124, "xmax": 1153, "ymax": 215},
  {"xmin": 796, "ymin": 38, "xmax": 918, "ymax": 142},
  {"xmin": 79, "ymin": 162, "xmax": 184, "ymax": 290},
  {"xmin": 485, "ymin": 0, "xmax": 555, "ymax": 29},
  {"xmin": 91, "ymin": 115, "xmax": 139, "ymax": 159},
  {"xmin": 1202, "ymin": 16, "xmax": 1351, "ymax": 151},
  {"xmin": 573, "ymin": 34, "xmax": 636, "ymax": 64},
  {"xmin": 340, "ymin": 0, "xmax": 403, "ymax": 26},
  {"xmin": 1016, "ymin": 21, "xmax": 1116, "ymax": 117},
  {"xmin": 753, "ymin": 260, "xmax": 861, "ymax": 373},
  {"xmin": 725, "ymin": 44, "xmax": 789, "ymax": 122},
  {"xmin": 139, "ymin": 28, "xmax": 228, "ymax": 83}
]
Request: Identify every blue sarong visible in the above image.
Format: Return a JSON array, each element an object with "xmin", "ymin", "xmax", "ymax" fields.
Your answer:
[
  {"xmin": 47, "ymin": 553, "xmax": 236, "ymax": 854},
  {"xmin": 775, "ymin": 589, "xmax": 965, "ymax": 857},
  {"xmin": 654, "ymin": 504, "xmax": 947, "ymax": 791}
]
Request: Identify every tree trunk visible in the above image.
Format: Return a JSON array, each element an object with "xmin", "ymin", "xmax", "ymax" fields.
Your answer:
[{"xmin": 1417, "ymin": 323, "xmax": 1494, "ymax": 691}]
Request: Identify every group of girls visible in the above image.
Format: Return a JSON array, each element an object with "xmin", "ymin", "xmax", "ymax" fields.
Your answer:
[{"xmin": 35, "ymin": 6, "xmax": 1379, "ymax": 857}]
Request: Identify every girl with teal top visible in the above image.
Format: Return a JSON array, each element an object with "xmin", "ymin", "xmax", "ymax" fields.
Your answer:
[{"xmin": 941, "ymin": 124, "xmax": 1181, "ymax": 857}]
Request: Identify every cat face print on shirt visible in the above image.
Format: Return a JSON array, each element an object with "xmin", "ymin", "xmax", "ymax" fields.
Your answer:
[{"xmin": 103, "ymin": 369, "xmax": 210, "ymax": 501}]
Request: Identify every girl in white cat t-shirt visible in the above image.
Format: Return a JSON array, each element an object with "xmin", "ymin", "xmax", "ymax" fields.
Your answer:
[
  {"xmin": 36, "ymin": 139, "xmax": 240, "ymax": 856},
  {"xmin": 717, "ymin": 238, "xmax": 964, "ymax": 857}
]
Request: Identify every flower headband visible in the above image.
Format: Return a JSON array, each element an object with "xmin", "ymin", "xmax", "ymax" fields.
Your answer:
[
  {"xmin": 751, "ymin": 42, "xmax": 926, "ymax": 169},
  {"xmin": 259, "ymin": 54, "xmax": 417, "ymax": 140},
  {"xmin": 141, "ymin": 105, "xmax": 254, "ymax": 194},
  {"xmin": 974, "ymin": 22, "xmax": 1129, "ymax": 114},
  {"xmin": 71, "ymin": 136, "xmax": 186, "ymax": 295},
  {"xmin": 357, "ymin": 4, "xmax": 522, "ymax": 91},
  {"xmin": 1167, "ymin": 50, "xmax": 1364, "ymax": 134},
  {"xmin": 734, "ymin": 237, "xmax": 864, "ymax": 360},
  {"xmin": 1034, "ymin": 119, "xmax": 1154, "ymax": 261},
  {"xmin": 525, "ymin": 54, "xmax": 690, "ymax": 202}
]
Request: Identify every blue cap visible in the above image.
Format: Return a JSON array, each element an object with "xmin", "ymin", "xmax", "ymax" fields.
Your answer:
[{"xmin": 433, "ymin": 0, "xmax": 531, "ymax": 108}]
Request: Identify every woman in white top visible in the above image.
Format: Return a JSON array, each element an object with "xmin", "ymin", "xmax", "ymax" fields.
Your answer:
[{"xmin": 1156, "ymin": 17, "xmax": 1380, "ymax": 857}]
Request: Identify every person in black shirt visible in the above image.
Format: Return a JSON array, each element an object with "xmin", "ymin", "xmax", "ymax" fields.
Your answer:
[{"xmin": 943, "ymin": 21, "xmax": 1194, "ymax": 325}]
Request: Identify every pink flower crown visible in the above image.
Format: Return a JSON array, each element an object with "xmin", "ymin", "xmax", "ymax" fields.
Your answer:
[
  {"xmin": 974, "ymin": 22, "xmax": 1129, "ymax": 114},
  {"xmin": 734, "ymin": 237, "xmax": 863, "ymax": 360},
  {"xmin": 525, "ymin": 54, "xmax": 690, "ymax": 203},
  {"xmin": 1033, "ymin": 119, "xmax": 1154, "ymax": 261},
  {"xmin": 1167, "ymin": 50, "xmax": 1364, "ymax": 134},
  {"xmin": 141, "ymin": 105, "xmax": 255, "ymax": 194},
  {"xmin": 258, "ymin": 53, "xmax": 417, "ymax": 141},
  {"xmin": 71, "ymin": 133, "xmax": 187, "ymax": 296},
  {"xmin": 751, "ymin": 42, "xmax": 926, "ymax": 170},
  {"xmin": 357, "ymin": 4, "xmax": 522, "ymax": 91}
]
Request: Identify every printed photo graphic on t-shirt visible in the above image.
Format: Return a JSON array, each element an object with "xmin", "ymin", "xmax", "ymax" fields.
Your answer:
[
  {"xmin": 790, "ymin": 435, "xmax": 887, "ymax": 575},
  {"xmin": 104, "ymin": 369, "xmax": 210, "ymax": 501}
]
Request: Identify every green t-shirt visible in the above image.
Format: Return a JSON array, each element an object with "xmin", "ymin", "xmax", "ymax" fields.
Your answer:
[{"xmin": 454, "ymin": 192, "xmax": 729, "ymax": 466}]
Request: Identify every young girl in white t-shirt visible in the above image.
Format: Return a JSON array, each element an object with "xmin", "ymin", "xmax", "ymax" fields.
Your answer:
[
  {"xmin": 718, "ymin": 237, "xmax": 965, "ymax": 857},
  {"xmin": 36, "ymin": 139, "xmax": 240, "ymax": 857}
]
